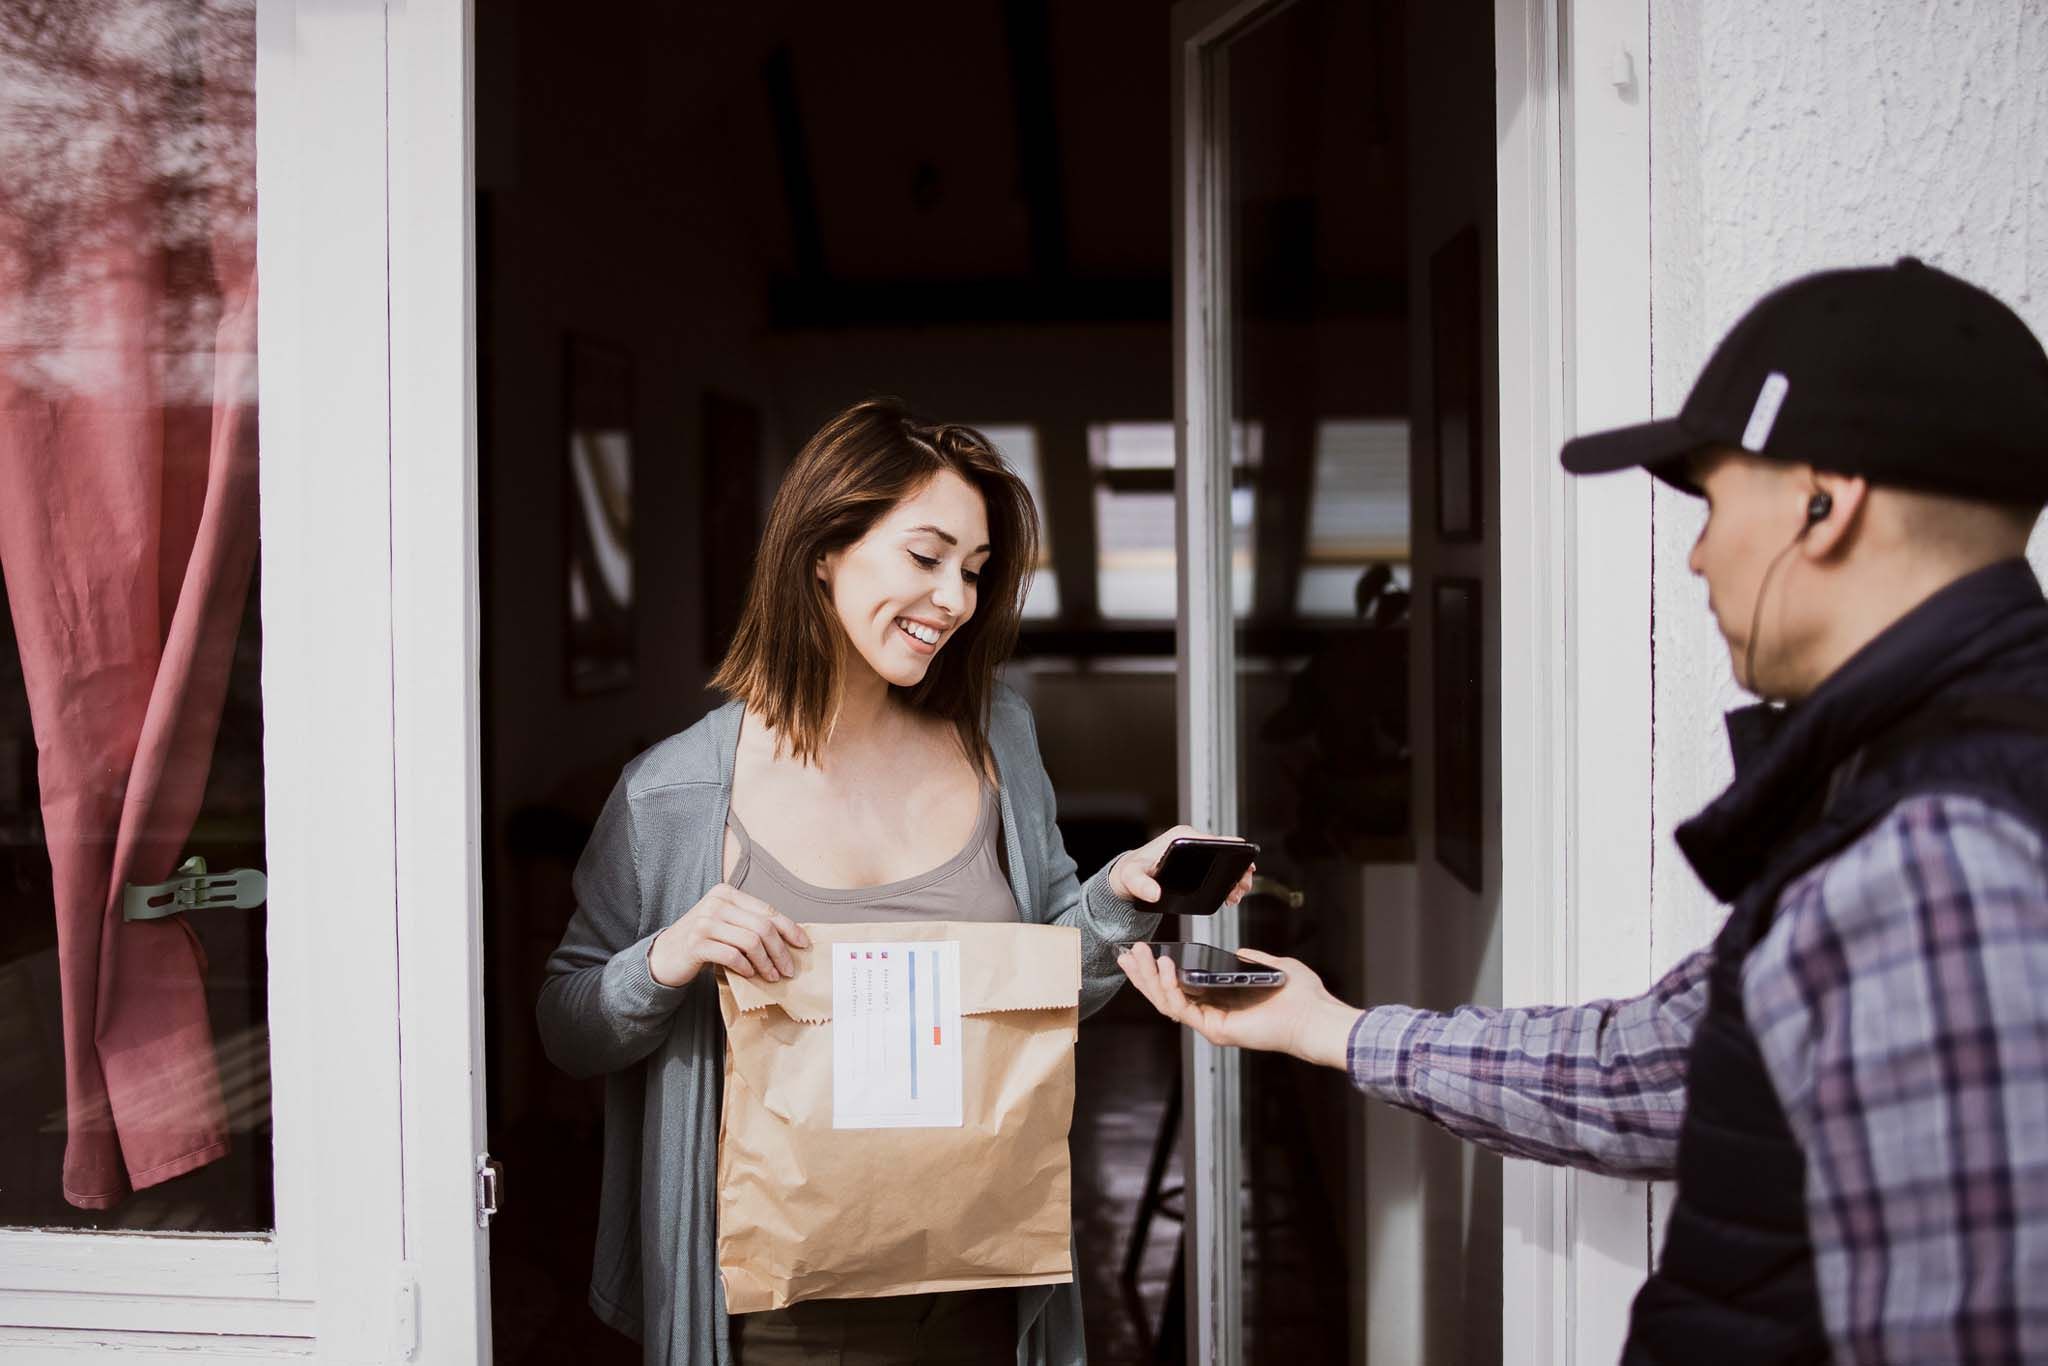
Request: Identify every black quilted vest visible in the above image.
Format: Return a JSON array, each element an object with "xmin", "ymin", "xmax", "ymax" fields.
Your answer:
[{"xmin": 1621, "ymin": 559, "xmax": 2048, "ymax": 1365}]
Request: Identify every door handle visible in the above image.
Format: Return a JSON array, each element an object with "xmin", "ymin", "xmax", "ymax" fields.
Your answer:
[{"xmin": 1247, "ymin": 875, "xmax": 1304, "ymax": 909}]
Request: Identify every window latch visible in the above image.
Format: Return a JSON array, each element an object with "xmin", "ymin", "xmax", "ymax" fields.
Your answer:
[{"xmin": 122, "ymin": 855, "xmax": 269, "ymax": 922}]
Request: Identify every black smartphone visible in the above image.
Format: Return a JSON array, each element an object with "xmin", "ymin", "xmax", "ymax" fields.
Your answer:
[
  {"xmin": 1151, "ymin": 837, "xmax": 1259, "ymax": 917},
  {"xmin": 1121, "ymin": 940, "xmax": 1285, "ymax": 990}
]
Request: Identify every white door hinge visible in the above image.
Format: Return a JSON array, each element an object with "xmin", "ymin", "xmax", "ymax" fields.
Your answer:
[
  {"xmin": 476, "ymin": 1152, "xmax": 503, "ymax": 1228},
  {"xmin": 394, "ymin": 1261, "xmax": 420, "ymax": 1361}
]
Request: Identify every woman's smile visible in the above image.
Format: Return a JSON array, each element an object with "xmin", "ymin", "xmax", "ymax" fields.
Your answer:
[{"xmin": 894, "ymin": 616, "xmax": 944, "ymax": 651}]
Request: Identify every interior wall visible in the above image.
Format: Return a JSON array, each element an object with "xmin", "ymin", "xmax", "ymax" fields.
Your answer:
[
  {"xmin": 477, "ymin": 1, "xmax": 781, "ymax": 1127},
  {"xmin": 1380, "ymin": 0, "xmax": 1503, "ymax": 1362}
]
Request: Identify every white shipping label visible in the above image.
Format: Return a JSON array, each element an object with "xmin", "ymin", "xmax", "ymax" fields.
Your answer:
[{"xmin": 831, "ymin": 941, "xmax": 964, "ymax": 1129}]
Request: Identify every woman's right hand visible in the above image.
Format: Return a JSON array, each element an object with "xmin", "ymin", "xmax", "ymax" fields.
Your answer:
[{"xmin": 647, "ymin": 884, "xmax": 811, "ymax": 988}]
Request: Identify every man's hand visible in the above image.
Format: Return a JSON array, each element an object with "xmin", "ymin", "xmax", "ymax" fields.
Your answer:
[{"xmin": 1116, "ymin": 943, "xmax": 1361, "ymax": 1071}]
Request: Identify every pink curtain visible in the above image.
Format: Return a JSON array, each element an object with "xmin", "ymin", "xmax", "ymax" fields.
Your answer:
[{"xmin": 0, "ymin": 4, "xmax": 257, "ymax": 1209}]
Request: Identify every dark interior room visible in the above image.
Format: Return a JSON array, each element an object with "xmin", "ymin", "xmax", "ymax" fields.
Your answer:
[{"xmin": 471, "ymin": 0, "xmax": 1466, "ymax": 1358}]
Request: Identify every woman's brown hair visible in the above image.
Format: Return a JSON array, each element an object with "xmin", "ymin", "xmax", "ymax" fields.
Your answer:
[{"xmin": 710, "ymin": 397, "xmax": 1039, "ymax": 773}]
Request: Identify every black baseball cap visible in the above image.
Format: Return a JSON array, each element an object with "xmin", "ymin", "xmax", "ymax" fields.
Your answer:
[{"xmin": 1560, "ymin": 258, "xmax": 2048, "ymax": 504}]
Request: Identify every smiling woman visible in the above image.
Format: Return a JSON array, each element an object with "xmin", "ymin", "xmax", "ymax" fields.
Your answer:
[
  {"xmin": 710, "ymin": 397, "xmax": 1037, "ymax": 774},
  {"xmin": 535, "ymin": 396, "xmax": 1254, "ymax": 1365}
]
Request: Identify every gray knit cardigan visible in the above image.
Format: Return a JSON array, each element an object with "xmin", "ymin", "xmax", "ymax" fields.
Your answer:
[{"xmin": 536, "ymin": 686, "xmax": 1159, "ymax": 1365}]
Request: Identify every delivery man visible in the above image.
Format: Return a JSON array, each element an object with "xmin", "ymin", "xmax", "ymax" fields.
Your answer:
[{"xmin": 1120, "ymin": 258, "xmax": 2048, "ymax": 1363}]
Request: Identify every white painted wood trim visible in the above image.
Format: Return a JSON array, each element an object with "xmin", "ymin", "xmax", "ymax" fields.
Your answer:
[
  {"xmin": 0, "ymin": 1291, "xmax": 313, "ymax": 1339},
  {"xmin": 386, "ymin": 0, "xmax": 492, "ymax": 1362},
  {"xmin": 258, "ymin": 0, "xmax": 409, "ymax": 1357},
  {"xmin": 0, "ymin": 1327, "xmax": 315, "ymax": 1362},
  {"xmin": 0, "ymin": 1232, "xmax": 276, "ymax": 1299},
  {"xmin": 1495, "ymin": 0, "xmax": 1576, "ymax": 1357},
  {"xmin": 1496, "ymin": 0, "xmax": 1658, "ymax": 1362},
  {"xmin": 1560, "ymin": 0, "xmax": 1658, "ymax": 1354},
  {"xmin": 251, "ymin": 0, "xmax": 318, "ymax": 1308},
  {"xmin": 1170, "ymin": 2, "xmax": 1285, "ymax": 1359},
  {"xmin": 2, "ymin": 4, "xmax": 472, "ymax": 1357}
]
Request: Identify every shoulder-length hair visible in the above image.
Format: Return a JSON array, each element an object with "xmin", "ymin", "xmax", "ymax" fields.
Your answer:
[{"xmin": 710, "ymin": 397, "xmax": 1039, "ymax": 773}]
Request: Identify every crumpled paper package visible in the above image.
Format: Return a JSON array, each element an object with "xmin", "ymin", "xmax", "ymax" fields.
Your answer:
[{"xmin": 716, "ymin": 920, "xmax": 1081, "ymax": 1313}]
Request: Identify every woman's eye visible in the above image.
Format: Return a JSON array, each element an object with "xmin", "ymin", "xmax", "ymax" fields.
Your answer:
[
  {"xmin": 962, "ymin": 570, "xmax": 980, "ymax": 585},
  {"xmin": 909, "ymin": 552, "xmax": 939, "ymax": 570}
]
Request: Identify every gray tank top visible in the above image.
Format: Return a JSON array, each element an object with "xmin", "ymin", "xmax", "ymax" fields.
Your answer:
[{"xmin": 724, "ymin": 786, "xmax": 1022, "ymax": 924}]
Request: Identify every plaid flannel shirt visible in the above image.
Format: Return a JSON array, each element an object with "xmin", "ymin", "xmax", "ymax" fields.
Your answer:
[{"xmin": 1349, "ymin": 791, "xmax": 2048, "ymax": 1362}]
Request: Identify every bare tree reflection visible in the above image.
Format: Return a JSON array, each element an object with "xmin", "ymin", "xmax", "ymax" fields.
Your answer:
[{"xmin": 0, "ymin": 0, "xmax": 255, "ymax": 401}]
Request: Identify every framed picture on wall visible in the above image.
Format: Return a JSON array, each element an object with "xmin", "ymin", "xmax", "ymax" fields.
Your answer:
[
  {"xmin": 563, "ymin": 334, "xmax": 636, "ymax": 696},
  {"xmin": 702, "ymin": 392, "xmax": 763, "ymax": 667},
  {"xmin": 1433, "ymin": 576, "xmax": 1483, "ymax": 892},
  {"xmin": 1431, "ymin": 223, "xmax": 1482, "ymax": 542}
]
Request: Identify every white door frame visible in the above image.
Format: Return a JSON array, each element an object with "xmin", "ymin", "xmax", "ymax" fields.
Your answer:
[
  {"xmin": 389, "ymin": 0, "xmax": 492, "ymax": 1362},
  {"xmin": 0, "ymin": 2, "xmax": 486, "ymax": 1361},
  {"xmin": 1496, "ymin": 0, "xmax": 1656, "ymax": 1363},
  {"xmin": 1169, "ymin": 3, "xmax": 1267, "ymax": 1360},
  {"xmin": 1172, "ymin": 0, "xmax": 1654, "ymax": 1360}
]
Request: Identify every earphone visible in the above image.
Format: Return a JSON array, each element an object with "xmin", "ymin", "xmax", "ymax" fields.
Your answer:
[{"xmin": 1746, "ymin": 488, "xmax": 1834, "ymax": 697}]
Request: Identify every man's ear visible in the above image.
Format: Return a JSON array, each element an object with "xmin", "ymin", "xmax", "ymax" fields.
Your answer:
[{"xmin": 1801, "ymin": 472, "xmax": 1867, "ymax": 559}]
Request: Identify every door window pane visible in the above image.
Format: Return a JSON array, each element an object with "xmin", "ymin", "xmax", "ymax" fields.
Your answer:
[
  {"xmin": 0, "ymin": 0, "xmax": 271, "ymax": 1232},
  {"xmin": 975, "ymin": 424, "xmax": 1060, "ymax": 620},
  {"xmin": 1091, "ymin": 420, "xmax": 1257, "ymax": 618},
  {"xmin": 1295, "ymin": 419, "xmax": 1410, "ymax": 617},
  {"xmin": 1220, "ymin": 0, "xmax": 1414, "ymax": 1356}
]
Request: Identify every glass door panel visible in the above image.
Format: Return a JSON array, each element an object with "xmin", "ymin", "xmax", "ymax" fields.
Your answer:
[
  {"xmin": 1185, "ymin": 0, "xmax": 1413, "ymax": 1358},
  {"xmin": 0, "ymin": 0, "xmax": 271, "ymax": 1234}
]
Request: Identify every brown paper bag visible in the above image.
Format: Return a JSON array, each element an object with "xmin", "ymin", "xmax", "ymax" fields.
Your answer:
[{"xmin": 715, "ymin": 920, "xmax": 1081, "ymax": 1313}]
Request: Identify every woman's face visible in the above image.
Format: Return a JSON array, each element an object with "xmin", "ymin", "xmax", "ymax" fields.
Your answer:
[{"xmin": 820, "ymin": 469, "xmax": 991, "ymax": 690}]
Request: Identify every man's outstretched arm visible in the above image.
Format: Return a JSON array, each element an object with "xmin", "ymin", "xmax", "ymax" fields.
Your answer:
[{"xmin": 1119, "ymin": 941, "xmax": 1711, "ymax": 1181}]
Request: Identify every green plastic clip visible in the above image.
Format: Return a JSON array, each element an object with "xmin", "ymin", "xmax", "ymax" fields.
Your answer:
[{"xmin": 122, "ymin": 856, "xmax": 269, "ymax": 922}]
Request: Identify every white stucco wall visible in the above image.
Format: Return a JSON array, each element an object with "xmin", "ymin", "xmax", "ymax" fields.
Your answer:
[{"xmin": 1646, "ymin": 0, "xmax": 2048, "ymax": 965}]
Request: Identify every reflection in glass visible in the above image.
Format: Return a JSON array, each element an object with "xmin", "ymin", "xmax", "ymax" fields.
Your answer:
[
  {"xmin": 0, "ymin": 0, "xmax": 271, "ymax": 1231},
  {"xmin": 1296, "ymin": 419, "xmax": 1409, "ymax": 617},
  {"xmin": 973, "ymin": 424, "xmax": 1060, "ymax": 620},
  {"xmin": 565, "ymin": 336, "xmax": 635, "ymax": 695},
  {"xmin": 1090, "ymin": 421, "xmax": 1257, "ymax": 619},
  {"xmin": 1218, "ymin": 0, "xmax": 1410, "ymax": 1356}
]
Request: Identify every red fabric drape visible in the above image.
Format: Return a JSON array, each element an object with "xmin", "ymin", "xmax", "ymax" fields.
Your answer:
[{"xmin": 0, "ymin": 5, "xmax": 257, "ymax": 1209}]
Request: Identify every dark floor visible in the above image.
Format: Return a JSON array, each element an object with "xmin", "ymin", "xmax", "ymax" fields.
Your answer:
[{"xmin": 1071, "ymin": 988, "xmax": 1185, "ymax": 1364}]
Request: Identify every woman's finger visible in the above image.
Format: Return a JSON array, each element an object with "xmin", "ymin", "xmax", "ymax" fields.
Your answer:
[
  {"xmin": 724, "ymin": 886, "xmax": 812, "ymax": 951},
  {"xmin": 697, "ymin": 939, "xmax": 753, "ymax": 978},
  {"xmin": 1221, "ymin": 862, "xmax": 1259, "ymax": 907},
  {"xmin": 709, "ymin": 899, "xmax": 796, "ymax": 978},
  {"xmin": 705, "ymin": 919, "xmax": 781, "ymax": 981},
  {"xmin": 708, "ymin": 901, "xmax": 794, "ymax": 978}
]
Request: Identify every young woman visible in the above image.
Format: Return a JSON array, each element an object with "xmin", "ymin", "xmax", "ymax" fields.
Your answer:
[{"xmin": 537, "ymin": 398, "xmax": 1253, "ymax": 1366}]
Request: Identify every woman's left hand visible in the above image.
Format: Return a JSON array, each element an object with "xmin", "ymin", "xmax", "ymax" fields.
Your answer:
[{"xmin": 1108, "ymin": 824, "xmax": 1257, "ymax": 907}]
